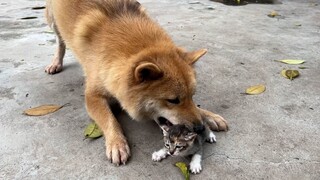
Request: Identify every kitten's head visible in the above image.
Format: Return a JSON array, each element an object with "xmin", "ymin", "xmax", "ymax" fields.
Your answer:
[{"xmin": 160, "ymin": 124, "xmax": 197, "ymax": 156}]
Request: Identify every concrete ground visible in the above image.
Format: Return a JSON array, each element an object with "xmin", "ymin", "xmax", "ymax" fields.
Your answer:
[{"xmin": 1, "ymin": 0, "xmax": 319, "ymax": 179}]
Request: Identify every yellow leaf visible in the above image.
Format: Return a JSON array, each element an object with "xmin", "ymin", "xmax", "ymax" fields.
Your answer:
[
  {"xmin": 281, "ymin": 69, "xmax": 299, "ymax": 80},
  {"xmin": 175, "ymin": 162, "xmax": 190, "ymax": 180},
  {"xmin": 84, "ymin": 123, "xmax": 103, "ymax": 138},
  {"xmin": 268, "ymin": 11, "xmax": 279, "ymax": 17},
  {"xmin": 245, "ymin": 85, "xmax": 266, "ymax": 95},
  {"xmin": 276, "ymin": 59, "xmax": 305, "ymax": 65},
  {"xmin": 285, "ymin": 70, "xmax": 299, "ymax": 80},
  {"xmin": 281, "ymin": 69, "xmax": 289, "ymax": 79},
  {"xmin": 24, "ymin": 104, "xmax": 63, "ymax": 116}
]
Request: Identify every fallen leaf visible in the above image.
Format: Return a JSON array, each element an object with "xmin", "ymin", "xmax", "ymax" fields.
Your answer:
[
  {"xmin": 84, "ymin": 122, "xmax": 103, "ymax": 138},
  {"xmin": 281, "ymin": 69, "xmax": 289, "ymax": 79},
  {"xmin": 281, "ymin": 69, "xmax": 300, "ymax": 80},
  {"xmin": 31, "ymin": 6, "xmax": 46, "ymax": 10},
  {"xmin": 175, "ymin": 162, "xmax": 190, "ymax": 180},
  {"xmin": 268, "ymin": 11, "xmax": 279, "ymax": 17},
  {"xmin": 24, "ymin": 104, "xmax": 63, "ymax": 116},
  {"xmin": 245, "ymin": 84, "xmax": 266, "ymax": 95},
  {"xmin": 275, "ymin": 59, "xmax": 305, "ymax": 65},
  {"xmin": 285, "ymin": 70, "xmax": 299, "ymax": 80},
  {"xmin": 298, "ymin": 66, "xmax": 307, "ymax": 69},
  {"xmin": 20, "ymin": 16, "xmax": 38, "ymax": 20}
]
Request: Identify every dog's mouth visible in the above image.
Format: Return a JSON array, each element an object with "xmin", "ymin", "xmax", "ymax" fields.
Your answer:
[{"xmin": 156, "ymin": 117, "xmax": 173, "ymax": 126}]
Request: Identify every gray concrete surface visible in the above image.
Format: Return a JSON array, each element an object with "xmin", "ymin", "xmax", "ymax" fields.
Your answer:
[{"xmin": 1, "ymin": 0, "xmax": 320, "ymax": 179}]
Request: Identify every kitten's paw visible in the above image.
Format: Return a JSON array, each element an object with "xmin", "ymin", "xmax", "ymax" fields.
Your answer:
[
  {"xmin": 189, "ymin": 161, "xmax": 202, "ymax": 174},
  {"xmin": 190, "ymin": 154, "xmax": 202, "ymax": 174},
  {"xmin": 206, "ymin": 131, "xmax": 217, "ymax": 143},
  {"xmin": 152, "ymin": 149, "xmax": 167, "ymax": 162}
]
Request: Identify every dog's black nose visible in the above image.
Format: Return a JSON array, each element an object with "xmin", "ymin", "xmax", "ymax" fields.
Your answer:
[{"xmin": 193, "ymin": 124, "xmax": 205, "ymax": 134}]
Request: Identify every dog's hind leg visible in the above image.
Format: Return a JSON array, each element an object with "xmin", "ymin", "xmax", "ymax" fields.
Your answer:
[
  {"xmin": 45, "ymin": 0, "xmax": 66, "ymax": 74},
  {"xmin": 45, "ymin": 23, "xmax": 66, "ymax": 74},
  {"xmin": 199, "ymin": 108, "xmax": 228, "ymax": 131}
]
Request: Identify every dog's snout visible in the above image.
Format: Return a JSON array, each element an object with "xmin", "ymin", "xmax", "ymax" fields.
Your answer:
[{"xmin": 193, "ymin": 123, "xmax": 205, "ymax": 134}]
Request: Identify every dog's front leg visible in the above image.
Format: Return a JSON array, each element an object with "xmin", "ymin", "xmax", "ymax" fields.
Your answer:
[
  {"xmin": 85, "ymin": 89, "xmax": 130, "ymax": 165},
  {"xmin": 198, "ymin": 108, "xmax": 228, "ymax": 131}
]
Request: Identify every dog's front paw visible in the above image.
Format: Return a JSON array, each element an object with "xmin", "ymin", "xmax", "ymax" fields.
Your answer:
[
  {"xmin": 106, "ymin": 137, "xmax": 130, "ymax": 166},
  {"xmin": 201, "ymin": 109, "xmax": 228, "ymax": 131},
  {"xmin": 152, "ymin": 148, "xmax": 168, "ymax": 162},
  {"xmin": 189, "ymin": 161, "xmax": 202, "ymax": 174},
  {"xmin": 206, "ymin": 131, "xmax": 216, "ymax": 143}
]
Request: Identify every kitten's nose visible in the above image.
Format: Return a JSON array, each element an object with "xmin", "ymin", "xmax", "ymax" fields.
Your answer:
[
  {"xmin": 169, "ymin": 151, "xmax": 174, "ymax": 155},
  {"xmin": 193, "ymin": 123, "xmax": 205, "ymax": 134}
]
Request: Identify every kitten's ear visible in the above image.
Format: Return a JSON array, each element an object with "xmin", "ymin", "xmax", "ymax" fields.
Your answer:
[
  {"xmin": 184, "ymin": 132, "xmax": 197, "ymax": 141},
  {"xmin": 160, "ymin": 125, "xmax": 170, "ymax": 136}
]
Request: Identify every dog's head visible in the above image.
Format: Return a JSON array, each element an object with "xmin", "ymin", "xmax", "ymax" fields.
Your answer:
[{"xmin": 122, "ymin": 46, "xmax": 207, "ymax": 129}]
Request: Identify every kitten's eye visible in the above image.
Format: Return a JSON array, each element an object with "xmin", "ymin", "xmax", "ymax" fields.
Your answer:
[
  {"xmin": 165, "ymin": 143, "xmax": 169, "ymax": 148},
  {"xmin": 167, "ymin": 97, "xmax": 180, "ymax": 104},
  {"xmin": 176, "ymin": 145, "xmax": 183, "ymax": 149}
]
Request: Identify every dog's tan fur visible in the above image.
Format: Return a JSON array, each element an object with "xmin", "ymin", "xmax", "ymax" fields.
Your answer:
[{"xmin": 45, "ymin": 0, "xmax": 228, "ymax": 165}]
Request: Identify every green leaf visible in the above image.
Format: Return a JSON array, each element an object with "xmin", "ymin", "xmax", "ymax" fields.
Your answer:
[
  {"xmin": 175, "ymin": 162, "xmax": 190, "ymax": 180},
  {"xmin": 245, "ymin": 84, "xmax": 266, "ymax": 95},
  {"xmin": 275, "ymin": 59, "xmax": 305, "ymax": 65},
  {"xmin": 84, "ymin": 123, "xmax": 103, "ymax": 138}
]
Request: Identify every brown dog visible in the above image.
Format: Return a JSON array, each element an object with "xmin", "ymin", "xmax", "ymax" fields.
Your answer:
[{"xmin": 45, "ymin": 0, "xmax": 228, "ymax": 165}]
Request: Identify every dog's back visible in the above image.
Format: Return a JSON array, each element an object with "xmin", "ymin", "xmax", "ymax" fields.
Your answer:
[{"xmin": 48, "ymin": 0, "xmax": 173, "ymax": 63}]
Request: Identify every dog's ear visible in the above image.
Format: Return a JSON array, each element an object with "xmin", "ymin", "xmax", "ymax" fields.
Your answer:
[
  {"xmin": 134, "ymin": 62, "xmax": 163, "ymax": 83},
  {"xmin": 185, "ymin": 49, "xmax": 207, "ymax": 65}
]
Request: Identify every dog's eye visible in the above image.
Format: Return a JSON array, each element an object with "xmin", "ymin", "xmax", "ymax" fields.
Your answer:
[{"xmin": 167, "ymin": 97, "xmax": 180, "ymax": 104}]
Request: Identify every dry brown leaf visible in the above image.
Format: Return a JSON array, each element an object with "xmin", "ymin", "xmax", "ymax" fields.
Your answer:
[
  {"xmin": 245, "ymin": 85, "xmax": 266, "ymax": 95},
  {"xmin": 24, "ymin": 104, "xmax": 63, "ymax": 116}
]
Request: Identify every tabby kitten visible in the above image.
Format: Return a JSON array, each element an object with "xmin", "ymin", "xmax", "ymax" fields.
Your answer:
[{"xmin": 152, "ymin": 124, "xmax": 216, "ymax": 174}]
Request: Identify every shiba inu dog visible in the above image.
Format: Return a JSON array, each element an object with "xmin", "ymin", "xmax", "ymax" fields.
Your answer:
[{"xmin": 45, "ymin": 0, "xmax": 228, "ymax": 165}]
